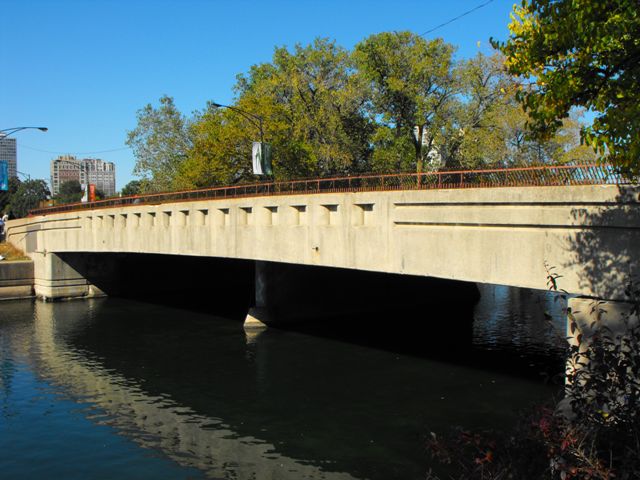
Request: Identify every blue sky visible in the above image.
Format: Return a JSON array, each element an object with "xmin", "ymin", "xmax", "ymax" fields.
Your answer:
[{"xmin": 2, "ymin": 0, "xmax": 516, "ymax": 190}]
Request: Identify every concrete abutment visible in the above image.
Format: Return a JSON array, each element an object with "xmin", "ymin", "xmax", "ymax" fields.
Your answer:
[{"xmin": 33, "ymin": 252, "xmax": 106, "ymax": 301}]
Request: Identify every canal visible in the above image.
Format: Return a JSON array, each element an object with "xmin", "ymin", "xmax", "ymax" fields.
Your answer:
[{"xmin": 0, "ymin": 284, "xmax": 566, "ymax": 479}]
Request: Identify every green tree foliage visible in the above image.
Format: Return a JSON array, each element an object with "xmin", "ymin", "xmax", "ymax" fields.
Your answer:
[
  {"xmin": 493, "ymin": 0, "xmax": 640, "ymax": 175},
  {"xmin": 353, "ymin": 32, "xmax": 457, "ymax": 172},
  {"xmin": 55, "ymin": 180, "xmax": 83, "ymax": 205},
  {"xmin": 128, "ymin": 33, "xmax": 597, "ymax": 190},
  {"xmin": 126, "ymin": 95, "xmax": 193, "ymax": 192},
  {"xmin": 456, "ymin": 55, "xmax": 597, "ymax": 167},
  {"xmin": 453, "ymin": 52, "xmax": 513, "ymax": 168},
  {"xmin": 178, "ymin": 38, "xmax": 373, "ymax": 188},
  {"xmin": 94, "ymin": 188, "xmax": 107, "ymax": 200},
  {"xmin": 0, "ymin": 177, "xmax": 21, "ymax": 217},
  {"xmin": 120, "ymin": 180, "xmax": 143, "ymax": 196},
  {"xmin": 178, "ymin": 104, "xmax": 259, "ymax": 188},
  {"xmin": 10, "ymin": 179, "xmax": 50, "ymax": 218}
]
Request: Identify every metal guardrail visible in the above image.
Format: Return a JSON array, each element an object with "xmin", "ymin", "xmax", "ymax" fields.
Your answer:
[{"xmin": 30, "ymin": 164, "xmax": 623, "ymax": 216}]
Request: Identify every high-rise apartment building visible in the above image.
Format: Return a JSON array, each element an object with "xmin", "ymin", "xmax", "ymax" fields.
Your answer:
[
  {"xmin": 83, "ymin": 158, "xmax": 116, "ymax": 197},
  {"xmin": 50, "ymin": 155, "xmax": 84, "ymax": 194},
  {"xmin": 50, "ymin": 155, "xmax": 116, "ymax": 197},
  {"xmin": 0, "ymin": 134, "xmax": 18, "ymax": 178}
]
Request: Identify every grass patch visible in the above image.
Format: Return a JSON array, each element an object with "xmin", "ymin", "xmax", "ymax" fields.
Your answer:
[{"xmin": 0, "ymin": 243, "xmax": 30, "ymax": 261}]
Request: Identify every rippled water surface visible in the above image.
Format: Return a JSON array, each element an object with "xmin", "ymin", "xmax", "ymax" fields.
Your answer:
[{"xmin": 0, "ymin": 286, "xmax": 566, "ymax": 479}]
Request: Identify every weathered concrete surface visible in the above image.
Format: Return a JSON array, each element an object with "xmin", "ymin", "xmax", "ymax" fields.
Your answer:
[
  {"xmin": 0, "ymin": 260, "xmax": 34, "ymax": 300},
  {"xmin": 6, "ymin": 184, "xmax": 640, "ymax": 301}
]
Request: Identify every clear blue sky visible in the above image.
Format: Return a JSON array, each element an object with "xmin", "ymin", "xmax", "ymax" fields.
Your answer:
[{"xmin": 1, "ymin": 0, "xmax": 516, "ymax": 190}]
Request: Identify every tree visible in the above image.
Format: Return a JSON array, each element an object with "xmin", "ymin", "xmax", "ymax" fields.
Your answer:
[
  {"xmin": 179, "ymin": 38, "xmax": 373, "ymax": 188},
  {"xmin": 456, "ymin": 54, "xmax": 597, "ymax": 167},
  {"xmin": 454, "ymin": 52, "xmax": 516, "ymax": 168},
  {"xmin": 493, "ymin": 0, "xmax": 640, "ymax": 175},
  {"xmin": 55, "ymin": 180, "xmax": 83, "ymax": 205},
  {"xmin": 126, "ymin": 95, "xmax": 193, "ymax": 192},
  {"xmin": 353, "ymin": 32, "xmax": 458, "ymax": 172},
  {"xmin": 10, "ymin": 179, "xmax": 50, "ymax": 218},
  {"xmin": 94, "ymin": 188, "xmax": 106, "ymax": 200},
  {"xmin": 120, "ymin": 180, "xmax": 143, "ymax": 196},
  {"xmin": 0, "ymin": 177, "xmax": 21, "ymax": 217}
]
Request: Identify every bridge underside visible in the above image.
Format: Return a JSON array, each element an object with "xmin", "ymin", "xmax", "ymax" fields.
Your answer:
[{"xmin": 33, "ymin": 252, "xmax": 480, "ymax": 331}]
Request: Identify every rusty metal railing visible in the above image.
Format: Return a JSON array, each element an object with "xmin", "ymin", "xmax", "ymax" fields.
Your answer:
[{"xmin": 30, "ymin": 163, "xmax": 624, "ymax": 216}]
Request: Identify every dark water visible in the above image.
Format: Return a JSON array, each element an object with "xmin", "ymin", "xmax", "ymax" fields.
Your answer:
[{"xmin": 0, "ymin": 285, "xmax": 566, "ymax": 479}]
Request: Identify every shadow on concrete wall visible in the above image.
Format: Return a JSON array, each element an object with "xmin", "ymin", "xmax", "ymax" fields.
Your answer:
[{"xmin": 563, "ymin": 185, "xmax": 640, "ymax": 301}]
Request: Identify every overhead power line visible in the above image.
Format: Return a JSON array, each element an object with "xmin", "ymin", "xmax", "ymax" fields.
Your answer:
[
  {"xmin": 420, "ymin": 0, "xmax": 495, "ymax": 37},
  {"xmin": 18, "ymin": 143, "xmax": 131, "ymax": 155}
]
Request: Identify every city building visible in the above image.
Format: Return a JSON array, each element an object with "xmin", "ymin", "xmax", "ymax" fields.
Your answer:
[
  {"xmin": 0, "ymin": 134, "xmax": 18, "ymax": 178},
  {"xmin": 50, "ymin": 155, "xmax": 84, "ymax": 195},
  {"xmin": 50, "ymin": 155, "xmax": 116, "ymax": 197},
  {"xmin": 83, "ymin": 158, "xmax": 116, "ymax": 197}
]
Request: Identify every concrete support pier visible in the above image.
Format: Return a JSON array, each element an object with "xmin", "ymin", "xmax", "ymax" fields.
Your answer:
[{"xmin": 244, "ymin": 261, "xmax": 272, "ymax": 329}]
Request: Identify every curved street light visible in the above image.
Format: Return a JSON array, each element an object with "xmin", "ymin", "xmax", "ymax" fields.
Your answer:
[
  {"xmin": 210, "ymin": 102, "xmax": 272, "ymax": 176},
  {"xmin": 0, "ymin": 126, "xmax": 48, "ymax": 137},
  {"xmin": 210, "ymin": 103, "xmax": 264, "ymax": 143}
]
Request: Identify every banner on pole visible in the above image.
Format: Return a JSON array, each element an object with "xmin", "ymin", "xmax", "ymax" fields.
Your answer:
[
  {"xmin": 252, "ymin": 142, "xmax": 272, "ymax": 175},
  {"xmin": 0, "ymin": 161, "xmax": 8, "ymax": 191}
]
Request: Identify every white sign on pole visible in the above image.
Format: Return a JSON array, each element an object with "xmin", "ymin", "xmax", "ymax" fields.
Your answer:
[
  {"xmin": 252, "ymin": 142, "xmax": 263, "ymax": 175},
  {"xmin": 252, "ymin": 142, "xmax": 272, "ymax": 175}
]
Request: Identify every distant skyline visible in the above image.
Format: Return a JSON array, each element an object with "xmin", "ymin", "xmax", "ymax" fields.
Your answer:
[{"xmin": 2, "ymin": 0, "xmax": 516, "ymax": 190}]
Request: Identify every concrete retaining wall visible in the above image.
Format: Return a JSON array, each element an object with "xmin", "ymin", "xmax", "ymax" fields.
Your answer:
[{"xmin": 0, "ymin": 260, "xmax": 34, "ymax": 300}]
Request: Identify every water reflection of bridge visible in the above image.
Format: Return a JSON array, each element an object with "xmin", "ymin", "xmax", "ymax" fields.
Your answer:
[
  {"xmin": 5, "ymin": 297, "xmax": 559, "ymax": 480},
  {"xmin": 24, "ymin": 300, "xmax": 358, "ymax": 480}
]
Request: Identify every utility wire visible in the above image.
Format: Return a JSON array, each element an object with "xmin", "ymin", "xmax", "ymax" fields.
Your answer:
[
  {"xmin": 18, "ymin": 144, "xmax": 131, "ymax": 155},
  {"xmin": 420, "ymin": 0, "xmax": 495, "ymax": 36}
]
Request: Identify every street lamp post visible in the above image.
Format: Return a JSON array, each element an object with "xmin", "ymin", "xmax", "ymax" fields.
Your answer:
[
  {"xmin": 0, "ymin": 127, "xmax": 48, "ymax": 137},
  {"xmin": 0, "ymin": 127, "xmax": 48, "ymax": 191},
  {"xmin": 210, "ymin": 103, "xmax": 271, "ymax": 176},
  {"xmin": 210, "ymin": 103, "xmax": 264, "ymax": 143}
]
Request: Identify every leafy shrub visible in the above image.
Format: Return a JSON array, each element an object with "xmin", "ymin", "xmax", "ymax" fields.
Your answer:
[{"xmin": 425, "ymin": 277, "xmax": 640, "ymax": 479}]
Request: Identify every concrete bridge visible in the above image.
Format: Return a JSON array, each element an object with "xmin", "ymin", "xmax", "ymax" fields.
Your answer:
[{"xmin": 6, "ymin": 165, "xmax": 640, "ymax": 328}]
